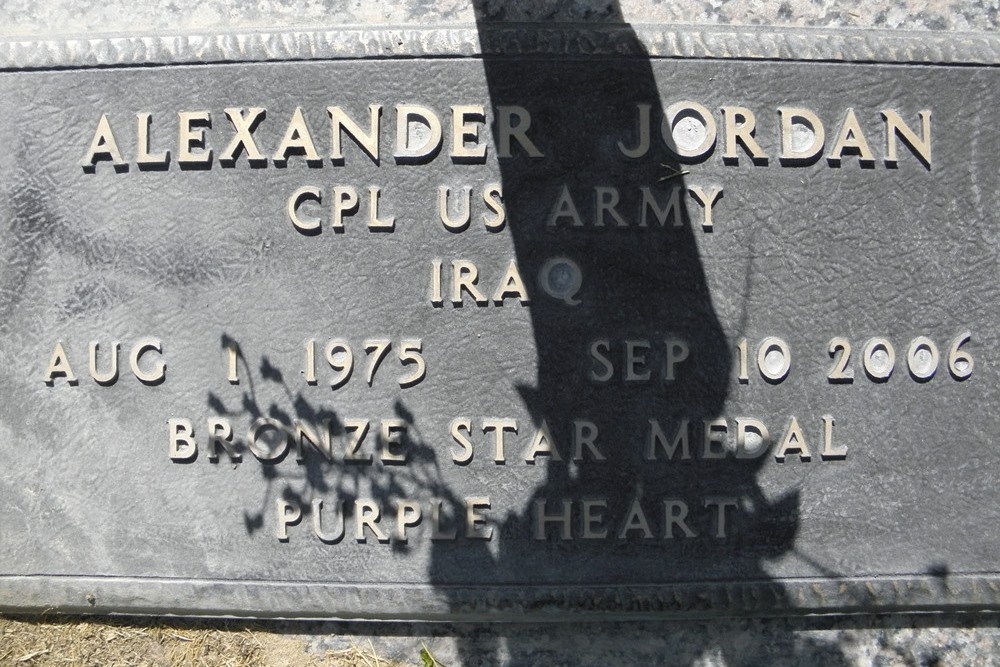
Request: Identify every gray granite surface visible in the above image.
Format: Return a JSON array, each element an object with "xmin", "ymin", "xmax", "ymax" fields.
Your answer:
[
  {"xmin": 302, "ymin": 615, "xmax": 1000, "ymax": 666},
  {"xmin": 1, "ymin": 1, "xmax": 999, "ymax": 665},
  {"xmin": 0, "ymin": 0, "xmax": 997, "ymax": 37}
]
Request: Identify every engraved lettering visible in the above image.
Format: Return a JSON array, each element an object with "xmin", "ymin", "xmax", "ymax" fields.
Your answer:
[
  {"xmin": 594, "ymin": 186, "xmax": 627, "ymax": 227},
  {"xmin": 273, "ymin": 107, "xmax": 321, "ymax": 166},
  {"xmin": 88, "ymin": 341, "xmax": 119, "ymax": 385},
  {"xmin": 355, "ymin": 500, "xmax": 390, "ymax": 543},
  {"xmin": 702, "ymin": 418, "xmax": 728, "ymax": 459},
  {"xmin": 664, "ymin": 500, "xmax": 696, "ymax": 538},
  {"xmin": 220, "ymin": 107, "xmax": 266, "ymax": 166},
  {"xmin": 618, "ymin": 498, "xmax": 654, "ymax": 539},
  {"xmin": 379, "ymin": 419, "xmax": 408, "ymax": 465},
  {"xmin": 533, "ymin": 499, "xmax": 573, "ymax": 540},
  {"xmin": 136, "ymin": 112, "xmax": 169, "ymax": 168},
  {"xmin": 465, "ymin": 496, "xmax": 493, "ymax": 539},
  {"xmin": 331, "ymin": 185, "xmax": 359, "ymax": 230},
  {"xmin": 581, "ymin": 500, "xmax": 609, "ymax": 539},
  {"xmin": 439, "ymin": 186, "xmax": 472, "ymax": 231},
  {"xmin": 293, "ymin": 419, "xmax": 333, "ymax": 462},
  {"xmin": 82, "ymin": 114, "xmax": 127, "ymax": 171},
  {"xmin": 208, "ymin": 417, "xmax": 240, "ymax": 462},
  {"xmin": 129, "ymin": 338, "xmax": 165, "ymax": 385},
  {"xmin": 329, "ymin": 104, "xmax": 381, "ymax": 163},
  {"xmin": 450, "ymin": 418, "xmax": 474, "ymax": 465},
  {"xmin": 177, "ymin": 111, "xmax": 212, "ymax": 166},
  {"xmin": 483, "ymin": 418, "xmax": 517, "ymax": 464},
  {"xmin": 247, "ymin": 418, "xmax": 290, "ymax": 462},
  {"xmin": 704, "ymin": 497, "xmax": 739, "ymax": 538},
  {"xmin": 625, "ymin": 339, "xmax": 651, "ymax": 382},
  {"xmin": 312, "ymin": 499, "xmax": 345, "ymax": 543},
  {"xmin": 589, "ymin": 339, "xmax": 614, "ymax": 383},
  {"xmin": 827, "ymin": 108, "xmax": 875, "ymax": 166},
  {"xmin": 394, "ymin": 105, "xmax": 443, "ymax": 162},
  {"xmin": 663, "ymin": 100, "xmax": 717, "ymax": 161},
  {"xmin": 497, "ymin": 106, "xmax": 543, "ymax": 158},
  {"xmin": 430, "ymin": 499, "xmax": 458, "ymax": 541},
  {"xmin": 168, "ymin": 417, "xmax": 197, "ymax": 462},
  {"xmin": 882, "ymin": 109, "xmax": 932, "ymax": 168},
  {"xmin": 572, "ymin": 420, "xmax": 605, "ymax": 462},
  {"xmin": 779, "ymin": 107, "xmax": 825, "ymax": 164},
  {"xmin": 721, "ymin": 105, "xmax": 767, "ymax": 164},
  {"xmin": 618, "ymin": 103, "xmax": 651, "ymax": 158},
  {"xmin": 450, "ymin": 259, "xmax": 488, "ymax": 306},
  {"xmin": 393, "ymin": 500, "xmax": 422, "ymax": 543},
  {"xmin": 288, "ymin": 185, "xmax": 322, "ymax": 234},
  {"xmin": 735, "ymin": 418, "xmax": 769, "ymax": 459},
  {"xmin": 688, "ymin": 184, "xmax": 723, "ymax": 230},
  {"xmin": 820, "ymin": 415, "xmax": 847, "ymax": 460},
  {"xmin": 491, "ymin": 260, "xmax": 529, "ymax": 304},
  {"xmin": 646, "ymin": 419, "xmax": 691, "ymax": 461},
  {"xmin": 547, "ymin": 185, "xmax": 584, "ymax": 227},
  {"xmin": 450, "ymin": 104, "xmax": 487, "ymax": 162},
  {"xmin": 639, "ymin": 186, "xmax": 683, "ymax": 228},
  {"xmin": 343, "ymin": 418, "xmax": 371, "ymax": 462},
  {"xmin": 275, "ymin": 500, "xmax": 301, "ymax": 541},
  {"xmin": 774, "ymin": 416, "xmax": 811, "ymax": 462},
  {"xmin": 482, "ymin": 183, "xmax": 506, "ymax": 230},
  {"xmin": 524, "ymin": 421, "xmax": 561, "ymax": 463},
  {"xmin": 664, "ymin": 338, "xmax": 690, "ymax": 381}
]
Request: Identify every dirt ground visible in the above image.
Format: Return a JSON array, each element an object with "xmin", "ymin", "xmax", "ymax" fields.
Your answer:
[
  {"xmin": 0, "ymin": 616, "xmax": 423, "ymax": 667},
  {"xmin": 5, "ymin": 613, "xmax": 1000, "ymax": 666}
]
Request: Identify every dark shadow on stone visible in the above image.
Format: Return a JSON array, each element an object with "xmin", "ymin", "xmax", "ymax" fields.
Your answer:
[{"xmin": 424, "ymin": 3, "xmax": 837, "ymax": 665}]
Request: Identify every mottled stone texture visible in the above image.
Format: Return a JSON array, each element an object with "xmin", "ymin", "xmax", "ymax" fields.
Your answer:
[
  {"xmin": 296, "ymin": 614, "xmax": 1000, "ymax": 666},
  {"xmin": 2, "ymin": 1, "xmax": 999, "ymax": 665},
  {"xmin": 0, "ymin": 0, "xmax": 997, "ymax": 37}
]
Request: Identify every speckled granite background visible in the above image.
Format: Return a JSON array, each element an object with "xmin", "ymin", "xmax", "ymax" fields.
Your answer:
[
  {"xmin": 0, "ymin": 0, "xmax": 996, "ymax": 36},
  {"xmin": 306, "ymin": 615, "xmax": 1000, "ymax": 666},
  {"xmin": 1, "ymin": 1, "xmax": 998, "ymax": 665}
]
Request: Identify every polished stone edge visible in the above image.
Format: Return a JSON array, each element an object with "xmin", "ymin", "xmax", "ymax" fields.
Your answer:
[
  {"xmin": 2, "ymin": 574, "xmax": 999, "ymax": 620},
  {"xmin": 1, "ymin": 24, "xmax": 999, "ymax": 71}
]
